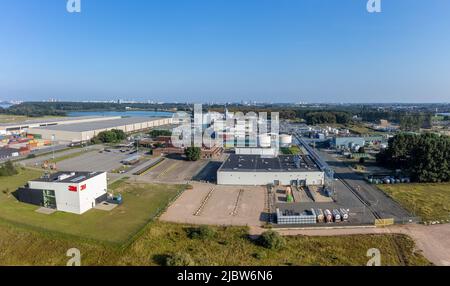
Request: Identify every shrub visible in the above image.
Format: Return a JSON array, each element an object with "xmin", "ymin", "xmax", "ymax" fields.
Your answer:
[
  {"xmin": 186, "ymin": 225, "xmax": 216, "ymax": 240},
  {"xmin": 185, "ymin": 147, "xmax": 201, "ymax": 161},
  {"xmin": 165, "ymin": 252, "xmax": 195, "ymax": 266},
  {"xmin": 257, "ymin": 231, "xmax": 286, "ymax": 250},
  {"xmin": 252, "ymin": 251, "xmax": 267, "ymax": 260},
  {"xmin": 0, "ymin": 161, "xmax": 18, "ymax": 177}
]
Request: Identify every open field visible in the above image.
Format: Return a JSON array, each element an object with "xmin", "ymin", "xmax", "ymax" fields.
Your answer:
[
  {"xmin": 378, "ymin": 183, "xmax": 450, "ymax": 222},
  {"xmin": 0, "ymin": 114, "xmax": 60, "ymax": 124},
  {"xmin": 0, "ymin": 220, "xmax": 430, "ymax": 266},
  {"xmin": 0, "ymin": 172, "xmax": 186, "ymax": 244}
]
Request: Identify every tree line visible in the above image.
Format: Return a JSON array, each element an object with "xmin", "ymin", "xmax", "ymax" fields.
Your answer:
[
  {"xmin": 377, "ymin": 133, "xmax": 450, "ymax": 183},
  {"xmin": 91, "ymin": 129, "xmax": 127, "ymax": 144}
]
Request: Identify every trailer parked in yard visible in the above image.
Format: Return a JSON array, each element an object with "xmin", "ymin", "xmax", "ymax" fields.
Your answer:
[
  {"xmin": 324, "ymin": 209, "xmax": 333, "ymax": 223},
  {"xmin": 332, "ymin": 209, "xmax": 341, "ymax": 222},
  {"xmin": 315, "ymin": 208, "xmax": 325, "ymax": 223},
  {"xmin": 339, "ymin": 208, "xmax": 349, "ymax": 221}
]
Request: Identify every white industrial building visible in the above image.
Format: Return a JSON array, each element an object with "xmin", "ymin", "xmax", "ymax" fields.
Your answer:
[
  {"xmin": 217, "ymin": 154, "xmax": 325, "ymax": 186},
  {"xmin": 16, "ymin": 171, "xmax": 108, "ymax": 214},
  {"xmin": 28, "ymin": 117, "xmax": 173, "ymax": 142},
  {"xmin": 0, "ymin": 116, "xmax": 122, "ymax": 135}
]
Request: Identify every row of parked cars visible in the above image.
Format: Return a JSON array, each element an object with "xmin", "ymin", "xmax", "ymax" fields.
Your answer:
[{"xmin": 366, "ymin": 176, "xmax": 411, "ymax": 185}]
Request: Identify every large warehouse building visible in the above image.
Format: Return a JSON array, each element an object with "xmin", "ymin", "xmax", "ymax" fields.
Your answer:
[
  {"xmin": 28, "ymin": 117, "xmax": 173, "ymax": 142},
  {"xmin": 0, "ymin": 116, "xmax": 121, "ymax": 135},
  {"xmin": 16, "ymin": 171, "xmax": 107, "ymax": 214},
  {"xmin": 217, "ymin": 154, "xmax": 325, "ymax": 186}
]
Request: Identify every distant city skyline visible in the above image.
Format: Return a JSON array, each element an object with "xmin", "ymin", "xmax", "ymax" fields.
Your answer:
[{"xmin": 1, "ymin": 0, "xmax": 450, "ymax": 103}]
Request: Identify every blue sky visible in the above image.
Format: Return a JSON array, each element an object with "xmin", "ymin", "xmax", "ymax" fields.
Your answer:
[{"xmin": 0, "ymin": 0, "xmax": 449, "ymax": 103}]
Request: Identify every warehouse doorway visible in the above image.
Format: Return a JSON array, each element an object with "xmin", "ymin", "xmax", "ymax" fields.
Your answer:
[{"xmin": 43, "ymin": 190, "xmax": 56, "ymax": 209}]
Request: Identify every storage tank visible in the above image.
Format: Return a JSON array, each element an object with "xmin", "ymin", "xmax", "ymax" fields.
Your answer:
[
  {"xmin": 258, "ymin": 134, "xmax": 271, "ymax": 148},
  {"xmin": 280, "ymin": 134, "xmax": 293, "ymax": 147}
]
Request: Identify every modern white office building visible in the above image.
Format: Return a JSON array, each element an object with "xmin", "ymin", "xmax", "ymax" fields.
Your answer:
[{"xmin": 16, "ymin": 171, "xmax": 108, "ymax": 214}]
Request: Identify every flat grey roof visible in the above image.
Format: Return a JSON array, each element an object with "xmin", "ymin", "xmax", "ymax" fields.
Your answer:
[
  {"xmin": 31, "ymin": 171, "xmax": 103, "ymax": 184},
  {"xmin": 0, "ymin": 116, "xmax": 115, "ymax": 128},
  {"xmin": 220, "ymin": 154, "xmax": 321, "ymax": 172},
  {"xmin": 29, "ymin": 117, "xmax": 168, "ymax": 132}
]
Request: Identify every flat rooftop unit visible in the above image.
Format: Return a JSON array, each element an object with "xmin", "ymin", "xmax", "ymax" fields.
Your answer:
[
  {"xmin": 30, "ymin": 117, "xmax": 168, "ymax": 132},
  {"xmin": 0, "ymin": 116, "xmax": 121, "ymax": 130},
  {"xmin": 31, "ymin": 171, "xmax": 102, "ymax": 184},
  {"xmin": 220, "ymin": 154, "xmax": 320, "ymax": 172}
]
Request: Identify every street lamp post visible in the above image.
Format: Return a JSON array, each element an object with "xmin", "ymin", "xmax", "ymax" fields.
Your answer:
[{"xmin": 51, "ymin": 134, "xmax": 55, "ymax": 160}]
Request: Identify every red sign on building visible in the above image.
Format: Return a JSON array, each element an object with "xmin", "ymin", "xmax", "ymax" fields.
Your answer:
[{"xmin": 68, "ymin": 186, "xmax": 78, "ymax": 192}]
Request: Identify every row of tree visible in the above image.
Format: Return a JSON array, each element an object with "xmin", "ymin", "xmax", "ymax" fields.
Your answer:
[
  {"xmin": 91, "ymin": 129, "xmax": 127, "ymax": 144},
  {"xmin": 304, "ymin": 111, "xmax": 352, "ymax": 125},
  {"xmin": 377, "ymin": 133, "xmax": 450, "ymax": 183}
]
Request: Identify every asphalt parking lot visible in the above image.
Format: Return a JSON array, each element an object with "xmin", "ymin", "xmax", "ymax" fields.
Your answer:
[
  {"xmin": 141, "ymin": 158, "xmax": 209, "ymax": 183},
  {"xmin": 160, "ymin": 182, "xmax": 266, "ymax": 226},
  {"xmin": 56, "ymin": 149, "xmax": 130, "ymax": 172},
  {"xmin": 318, "ymin": 149, "xmax": 414, "ymax": 222}
]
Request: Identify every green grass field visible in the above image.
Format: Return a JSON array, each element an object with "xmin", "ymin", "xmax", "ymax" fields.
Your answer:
[
  {"xmin": 0, "ymin": 114, "xmax": 61, "ymax": 124},
  {"xmin": 0, "ymin": 169, "xmax": 432, "ymax": 266},
  {"xmin": 0, "ymin": 168, "xmax": 43, "ymax": 194},
  {"xmin": 0, "ymin": 221, "xmax": 430, "ymax": 266},
  {"xmin": 378, "ymin": 183, "xmax": 450, "ymax": 222},
  {"xmin": 0, "ymin": 170, "xmax": 186, "ymax": 244}
]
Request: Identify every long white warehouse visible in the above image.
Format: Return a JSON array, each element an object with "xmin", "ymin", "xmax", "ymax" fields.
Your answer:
[
  {"xmin": 0, "ymin": 116, "xmax": 121, "ymax": 135},
  {"xmin": 28, "ymin": 117, "xmax": 173, "ymax": 142},
  {"xmin": 217, "ymin": 154, "xmax": 325, "ymax": 186}
]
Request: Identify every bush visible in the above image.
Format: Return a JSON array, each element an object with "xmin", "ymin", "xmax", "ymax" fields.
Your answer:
[
  {"xmin": 359, "ymin": 157, "xmax": 366, "ymax": 164},
  {"xmin": 185, "ymin": 147, "xmax": 201, "ymax": 161},
  {"xmin": 94, "ymin": 129, "xmax": 126, "ymax": 143},
  {"xmin": 257, "ymin": 231, "xmax": 286, "ymax": 250},
  {"xmin": 252, "ymin": 251, "xmax": 267, "ymax": 260},
  {"xmin": 165, "ymin": 252, "xmax": 195, "ymax": 266},
  {"xmin": 186, "ymin": 225, "xmax": 216, "ymax": 240},
  {"xmin": 26, "ymin": 154, "xmax": 36, "ymax": 159},
  {"xmin": 0, "ymin": 161, "xmax": 18, "ymax": 177},
  {"xmin": 149, "ymin": 129, "xmax": 172, "ymax": 138}
]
